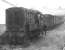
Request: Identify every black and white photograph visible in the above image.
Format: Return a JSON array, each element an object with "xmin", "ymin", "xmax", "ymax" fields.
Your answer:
[{"xmin": 0, "ymin": 0, "xmax": 65, "ymax": 50}]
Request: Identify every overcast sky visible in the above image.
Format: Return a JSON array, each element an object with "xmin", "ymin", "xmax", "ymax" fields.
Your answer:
[{"xmin": 0, "ymin": 0, "xmax": 65, "ymax": 24}]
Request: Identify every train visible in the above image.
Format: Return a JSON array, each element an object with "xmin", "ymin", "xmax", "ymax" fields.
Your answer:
[{"xmin": 0, "ymin": 7, "xmax": 64, "ymax": 49}]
